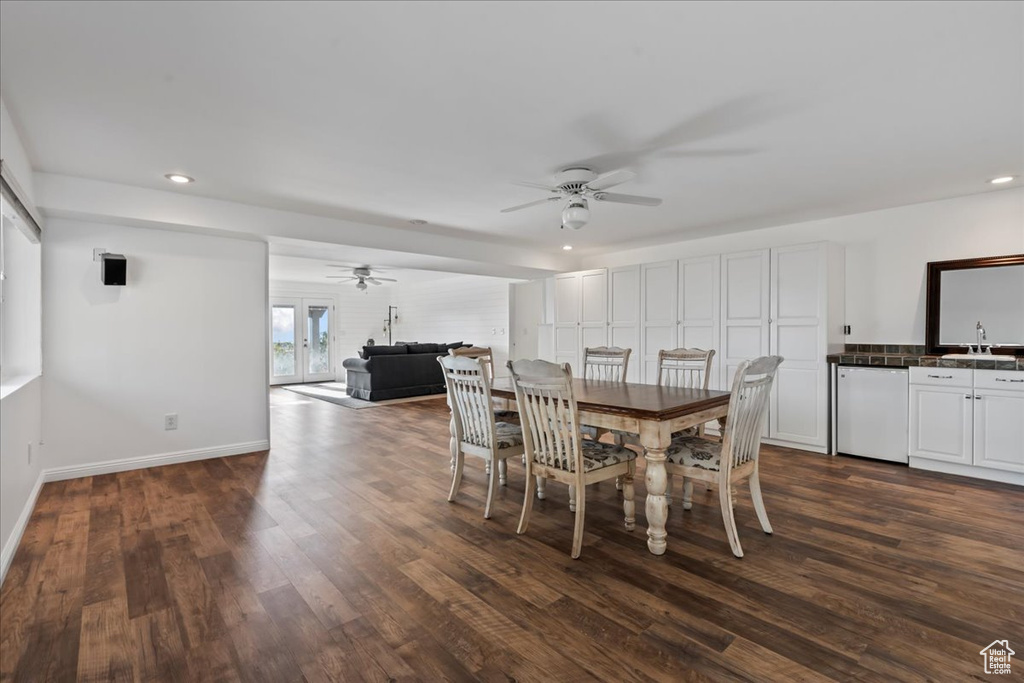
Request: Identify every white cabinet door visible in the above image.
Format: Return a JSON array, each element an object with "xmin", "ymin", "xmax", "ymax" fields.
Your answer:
[
  {"xmin": 552, "ymin": 270, "xmax": 607, "ymax": 372},
  {"xmin": 769, "ymin": 244, "xmax": 826, "ymax": 447},
  {"xmin": 641, "ymin": 261, "xmax": 678, "ymax": 383},
  {"xmin": 554, "ymin": 273, "xmax": 580, "ymax": 368},
  {"xmin": 579, "ymin": 269, "xmax": 608, "ymax": 368},
  {"xmin": 720, "ymin": 250, "xmax": 770, "ymax": 392},
  {"xmin": 608, "ymin": 265, "xmax": 641, "ymax": 383},
  {"xmin": 678, "ymin": 255, "xmax": 720, "ymax": 389},
  {"xmin": 973, "ymin": 390, "xmax": 1024, "ymax": 472},
  {"xmin": 909, "ymin": 384, "xmax": 973, "ymax": 464}
]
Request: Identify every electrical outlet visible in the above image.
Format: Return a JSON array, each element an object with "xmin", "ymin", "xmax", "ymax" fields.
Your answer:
[{"xmin": 165, "ymin": 413, "xmax": 179, "ymax": 430}]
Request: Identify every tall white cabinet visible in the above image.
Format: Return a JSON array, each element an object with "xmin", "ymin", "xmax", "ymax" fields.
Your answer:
[
  {"xmin": 608, "ymin": 265, "xmax": 642, "ymax": 383},
  {"xmin": 641, "ymin": 261, "xmax": 679, "ymax": 383},
  {"xmin": 718, "ymin": 243, "xmax": 843, "ymax": 450},
  {"xmin": 553, "ymin": 269, "xmax": 608, "ymax": 373},
  {"xmin": 678, "ymin": 255, "xmax": 721, "ymax": 382},
  {"xmin": 768, "ymin": 243, "xmax": 844, "ymax": 448},
  {"xmin": 541, "ymin": 241, "xmax": 845, "ymax": 453}
]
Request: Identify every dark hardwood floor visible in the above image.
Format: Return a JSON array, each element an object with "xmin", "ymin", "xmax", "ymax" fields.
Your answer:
[{"xmin": 2, "ymin": 388, "xmax": 1023, "ymax": 681}]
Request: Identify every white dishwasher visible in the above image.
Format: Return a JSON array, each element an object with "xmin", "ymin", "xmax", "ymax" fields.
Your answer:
[{"xmin": 837, "ymin": 367, "xmax": 909, "ymax": 463}]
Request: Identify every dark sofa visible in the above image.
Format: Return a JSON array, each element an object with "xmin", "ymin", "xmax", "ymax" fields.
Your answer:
[{"xmin": 342, "ymin": 342, "xmax": 467, "ymax": 401}]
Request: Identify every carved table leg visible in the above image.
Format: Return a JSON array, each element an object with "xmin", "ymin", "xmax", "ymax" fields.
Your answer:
[{"xmin": 641, "ymin": 422, "xmax": 671, "ymax": 555}]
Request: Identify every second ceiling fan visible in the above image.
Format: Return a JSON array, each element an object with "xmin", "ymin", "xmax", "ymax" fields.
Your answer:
[
  {"xmin": 326, "ymin": 266, "xmax": 396, "ymax": 291},
  {"xmin": 500, "ymin": 167, "xmax": 662, "ymax": 230}
]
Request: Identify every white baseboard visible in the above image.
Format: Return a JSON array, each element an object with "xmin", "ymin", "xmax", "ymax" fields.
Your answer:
[
  {"xmin": 42, "ymin": 440, "xmax": 270, "ymax": 482},
  {"xmin": 0, "ymin": 471, "xmax": 45, "ymax": 585},
  {"xmin": 909, "ymin": 457, "xmax": 1024, "ymax": 487},
  {"xmin": 0, "ymin": 440, "xmax": 269, "ymax": 585}
]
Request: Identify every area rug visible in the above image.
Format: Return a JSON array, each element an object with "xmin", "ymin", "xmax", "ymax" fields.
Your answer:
[{"xmin": 280, "ymin": 382, "xmax": 444, "ymax": 409}]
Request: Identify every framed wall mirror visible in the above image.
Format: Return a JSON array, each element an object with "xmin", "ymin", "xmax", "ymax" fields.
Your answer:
[{"xmin": 925, "ymin": 253, "xmax": 1024, "ymax": 356}]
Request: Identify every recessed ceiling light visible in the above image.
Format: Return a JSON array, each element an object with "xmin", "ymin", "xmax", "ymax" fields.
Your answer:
[
  {"xmin": 409, "ymin": 219, "xmax": 427, "ymax": 225},
  {"xmin": 989, "ymin": 176, "xmax": 1015, "ymax": 185},
  {"xmin": 164, "ymin": 173, "xmax": 194, "ymax": 184},
  {"xmin": 562, "ymin": 244, "xmax": 573, "ymax": 251}
]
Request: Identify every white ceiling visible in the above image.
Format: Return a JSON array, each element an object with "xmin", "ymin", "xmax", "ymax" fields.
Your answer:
[{"xmin": 1, "ymin": 1, "xmax": 1021, "ymax": 260}]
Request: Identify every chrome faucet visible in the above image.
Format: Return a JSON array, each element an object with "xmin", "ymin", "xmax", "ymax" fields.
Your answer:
[{"xmin": 972, "ymin": 321, "xmax": 990, "ymax": 355}]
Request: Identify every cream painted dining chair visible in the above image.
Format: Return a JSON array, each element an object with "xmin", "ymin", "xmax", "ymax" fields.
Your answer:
[
  {"xmin": 582, "ymin": 346, "xmax": 632, "ymax": 382},
  {"xmin": 580, "ymin": 346, "xmax": 632, "ymax": 442},
  {"xmin": 508, "ymin": 359, "xmax": 637, "ymax": 559},
  {"xmin": 620, "ymin": 348, "xmax": 716, "ymax": 504},
  {"xmin": 449, "ymin": 346, "xmax": 517, "ymax": 420},
  {"xmin": 664, "ymin": 355, "xmax": 782, "ymax": 557},
  {"xmin": 439, "ymin": 354, "xmax": 525, "ymax": 519}
]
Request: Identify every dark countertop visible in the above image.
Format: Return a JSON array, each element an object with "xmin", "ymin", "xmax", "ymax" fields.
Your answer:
[{"xmin": 826, "ymin": 351, "xmax": 1024, "ymax": 371}]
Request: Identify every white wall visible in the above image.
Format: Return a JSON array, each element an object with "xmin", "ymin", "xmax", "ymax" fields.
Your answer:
[
  {"xmin": 582, "ymin": 188, "xmax": 1024, "ymax": 344},
  {"xmin": 1, "ymin": 97, "xmax": 35, "ymax": 206},
  {"xmin": 0, "ymin": 95, "xmax": 42, "ymax": 582},
  {"xmin": 42, "ymin": 218, "xmax": 269, "ymax": 473},
  {"xmin": 394, "ymin": 274, "xmax": 517, "ymax": 376},
  {"xmin": 270, "ymin": 280, "xmax": 394, "ymax": 379}
]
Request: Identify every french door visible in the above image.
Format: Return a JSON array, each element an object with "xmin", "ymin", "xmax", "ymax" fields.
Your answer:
[{"xmin": 270, "ymin": 297, "xmax": 335, "ymax": 385}]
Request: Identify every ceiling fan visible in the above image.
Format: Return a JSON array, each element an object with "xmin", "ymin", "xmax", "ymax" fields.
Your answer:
[
  {"xmin": 326, "ymin": 266, "xmax": 396, "ymax": 291},
  {"xmin": 500, "ymin": 167, "xmax": 661, "ymax": 230}
]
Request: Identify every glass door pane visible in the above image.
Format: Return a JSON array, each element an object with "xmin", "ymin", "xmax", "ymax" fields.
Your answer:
[
  {"xmin": 271, "ymin": 303, "xmax": 299, "ymax": 381},
  {"xmin": 307, "ymin": 304, "xmax": 331, "ymax": 375}
]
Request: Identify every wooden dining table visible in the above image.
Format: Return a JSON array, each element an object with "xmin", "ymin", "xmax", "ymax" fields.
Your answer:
[{"xmin": 488, "ymin": 378, "xmax": 731, "ymax": 556}]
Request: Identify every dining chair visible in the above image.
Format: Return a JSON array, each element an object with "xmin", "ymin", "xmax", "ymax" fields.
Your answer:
[
  {"xmin": 580, "ymin": 346, "xmax": 631, "ymax": 443},
  {"xmin": 620, "ymin": 348, "xmax": 715, "ymax": 503},
  {"xmin": 664, "ymin": 355, "xmax": 783, "ymax": 557},
  {"xmin": 508, "ymin": 359, "xmax": 637, "ymax": 559},
  {"xmin": 582, "ymin": 346, "xmax": 631, "ymax": 382},
  {"xmin": 439, "ymin": 354, "xmax": 525, "ymax": 519},
  {"xmin": 449, "ymin": 346, "xmax": 517, "ymax": 420}
]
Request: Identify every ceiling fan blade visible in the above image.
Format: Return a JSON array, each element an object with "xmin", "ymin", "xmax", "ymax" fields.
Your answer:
[
  {"xmin": 366, "ymin": 278, "xmax": 383, "ymax": 285},
  {"xmin": 512, "ymin": 181, "xmax": 560, "ymax": 192},
  {"xmin": 326, "ymin": 276, "xmax": 358, "ymax": 281},
  {"xmin": 592, "ymin": 192, "xmax": 662, "ymax": 207},
  {"xmin": 500, "ymin": 196, "xmax": 561, "ymax": 213},
  {"xmin": 658, "ymin": 147, "xmax": 760, "ymax": 158},
  {"xmin": 587, "ymin": 169, "xmax": 636, "ymax": 191},
  {"xmin": 370, "ymin": 277, "xmax": 397, "ymax": 282}
]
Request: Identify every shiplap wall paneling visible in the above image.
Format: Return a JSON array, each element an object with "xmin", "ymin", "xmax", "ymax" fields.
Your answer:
[
  {"xmin": 678, "ymin": 255, "xmax": 721, "ymax": 389},
  {"xmin": 608, "ymin": 265, "xmax": 641, "ymax": 383},
  {"xmin": 641, "ymin": 261, "xmax": 678, "ymax": 384},
  {"xmin": 396, "ymin": 275, "xmax": 513, "ymax": 376}
]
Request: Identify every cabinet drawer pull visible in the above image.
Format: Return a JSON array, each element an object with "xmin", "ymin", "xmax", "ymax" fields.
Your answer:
[
  {"xmin": 994, "ymin": 378, "xmax": 1024, "ymax": 383},
  {"xmin": 974, "ymin": 395, "xmax": 981, "ymax": 400},
  {"xmin": 964, "ymin": 395, "xmax": 972, "ymax": 400},
  {"xmin": 927, "ymin": 374, "xmax": 954, "ymax": 379}
]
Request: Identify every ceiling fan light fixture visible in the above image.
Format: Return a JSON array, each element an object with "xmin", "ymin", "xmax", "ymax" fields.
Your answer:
[{"xmin": 561, "ymin": 197, "xmax": 589, "ymax": 230}]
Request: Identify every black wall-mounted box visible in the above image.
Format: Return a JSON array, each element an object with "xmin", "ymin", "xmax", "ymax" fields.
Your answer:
[{"xmin": 101, "ymin": 253, "xmax": 127, "ymax": 286}]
